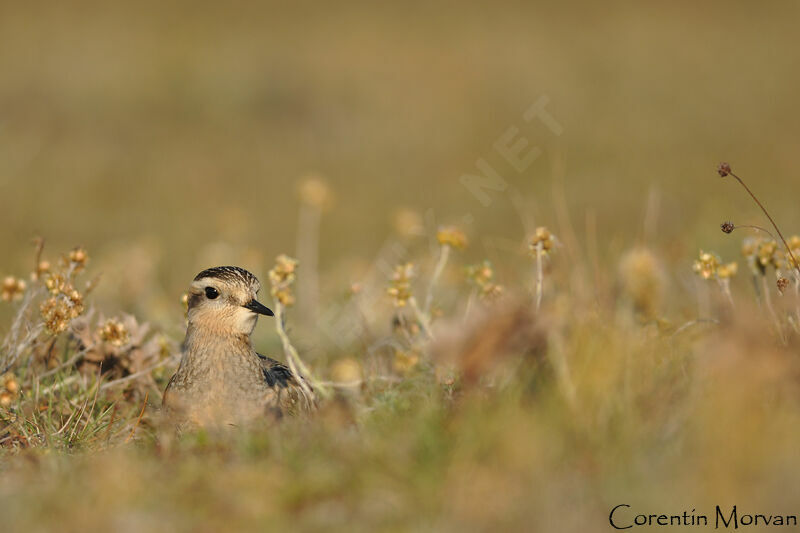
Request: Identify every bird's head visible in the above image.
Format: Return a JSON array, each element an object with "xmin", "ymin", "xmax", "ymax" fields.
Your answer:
[{"xmin": 186, "ymin": 266, "xmax": 273, "ymax": 336}]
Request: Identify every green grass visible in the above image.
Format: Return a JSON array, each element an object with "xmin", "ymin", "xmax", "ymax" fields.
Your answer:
[{"xmin": 4, "ymin": 1, "xmax": 800, "ymax": 531}]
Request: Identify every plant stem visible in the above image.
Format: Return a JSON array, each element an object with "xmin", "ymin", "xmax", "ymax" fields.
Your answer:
[
  {"xmin": 535, "ymin": 241, "xmax": 544, "ymax": 310},
  {"xmin": 274, "ymin": 302, "xmax": 327, "ymax": 401},
  {"xmin": 760, "ymin": 275, "xmax": 785, "ymax": 342},
  {"xmin": 409, "ymin": 296, "xmax": 434, "ymax": 340},
  {"xmin": 729, "ymin": 172, "xmax": 800, "ymax": 280},
  {"xmin": 731, "ymin": 224, "xmax": 777, "ymax": 241},
  {"xmin": 718, "ymin": 278, "xmax": 735, "ymax": 308},
  {"xmin": 424, "ymin": 244, "xmax": 450, "ymax": 317}
]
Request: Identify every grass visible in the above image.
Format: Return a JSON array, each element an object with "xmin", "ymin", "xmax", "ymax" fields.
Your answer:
[{"xmin": 3, "ymin": 1, "xmax": 800, "ymax": 531}]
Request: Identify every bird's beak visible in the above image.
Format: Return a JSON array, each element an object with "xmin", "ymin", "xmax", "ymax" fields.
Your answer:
[{"xmin": 243, "ymin": 299, "xmax": 274, "ymax": 317}]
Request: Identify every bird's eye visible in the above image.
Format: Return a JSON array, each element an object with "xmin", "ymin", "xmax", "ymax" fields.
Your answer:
[{"xmin": 205, "ymin": 287, "xmax": 219, "ymax": 299}]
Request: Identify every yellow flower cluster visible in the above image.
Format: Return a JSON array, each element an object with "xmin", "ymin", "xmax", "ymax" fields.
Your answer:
[
  {"xmin": 0, "ymin": 373, "xmax": 20, "ymax": 408},
  {"xmin": 1, "ymin": 276, "xmax": 27, "ymax": 302},
  {"xmin": 40, "ymin": 272, "xmax": 85, "ymax": 334},
  {"xmin": 529, "ymin": 226, "xmax": 555, "ymax": 256},
  {"xmin": 693, "ymin": 251, "xmax": 737, "ymax": 280},
  {"xmin": 387, "ymin": 263, "xmax": 415, "ymax": 307},
  {"xmin": 68, "ymin": 247, "xmax": 89, "ymax": 271},
  {"xmin": 436, "ymin": 226, "xmax": 468, "ymax": 250},
  {"xmin": 269, "ymin": 254, "xmax": 299, "ymax": 307},
  {"xmin": 98, "ymin": 318, "xmax": 130, "ymax": 347},
  {"xmin": 30, "ymin": 260, "xmax": 51, "ymax": 282},
  {"xmin": 742, "ymin": 238, "xmax": 782, "ymax": 275},
  {"xmin": 466, "ymin": 261, "xmax": 503, "ymax": 300},
  {"xmin": 786, "ymin": 235, "xmax": 800, "ymax": 269}
]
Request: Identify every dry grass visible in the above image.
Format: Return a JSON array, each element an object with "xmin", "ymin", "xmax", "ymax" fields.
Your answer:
[{"xmin": 3, "ymin": 1, "xmax": 800, "ymax": 531}]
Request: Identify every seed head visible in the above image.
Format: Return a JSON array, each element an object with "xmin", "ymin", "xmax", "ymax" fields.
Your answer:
[
  {"xmin": 757, "ymin": 240, "xmax": 781, "ymax": 269},
  {"xmin": 1, "ymin": 276, "xmax": 27, "ymax": 302},
  {"xmin": 721, "ymin": 221, "xmax": 735, "ymax": 234},
  {"xmin": 45, "ymin": 273, "xmax": 66, "ymax": 295},
  {"xmin": 717, "ymin": 262, "xmax": 738, "ymax": 279},
  {"xmin": 718, "ymin": 162, "xmax": 731, "ymax": 177},
  {"xmin": 785, "ymin": 236, "xmax": 800, "ymax": 268},
  {"xmin": 31, "ymin": 260, "xmax": 51, "ymax": 281},
  {"xmin": 466, "ymin": 261, "xmax": 504, "ymax": 301},
  {"xmin": 0, "ymin": 391, "xmax": 12, "ymax": 408},
  {"xmin": 269, "ymin": 254, "xmax": 299, "ymax": 307},
  {"xmin": 777, "ymin": 277, "xmax": 791, "ymax": 294},
  {"xmin": 693, "ymin": 251, "xmax": 721, "ymax": 280},
  {"xmin": 529, "ymin": 227, "xmax": 556, "ymax": 256},
  {"xmin": 466, "ymin": 261, "xmax": 495, "ymax": 287},
  {"xmin": 3, "ymin": 373, "xmax": 20, "ymax": 395},
  {"xmin": 436, "ymin": 226, "xmax": 468, "ymax": 250},
  {"xmin": 387, "ymin": 263, "xmax": 415, "ymax": 307},
  {"xmin": 68, "ymin": 247, "xmax": 89, "ymax": 271},
  {"xmin": 98, "ymin": 318, "xmax": 130, "ymax": 347}
]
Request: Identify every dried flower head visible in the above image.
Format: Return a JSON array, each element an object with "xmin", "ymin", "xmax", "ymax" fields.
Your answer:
[
  {"xmin": 693, "ymin": 251, "xmax": 721, "ymax": 280},
  {"xmin": 480, "ymin": 283, "xmax": 504, "ymax": 300},
  {"xmin": 269, "ymin": 254, "xmax": 299, "ymax": 307},
  {"xmin": 718, "ymin": 162, "xmax": 731, "ymax": 177},
  {"xmin": 785, "ymin": 236, "xmax": 800, "ymax": 269},
  {"xmin": 40, "ymin": 297, "xmax": 70, "ymax": 334},
  {"xmin": 693, "ymin": 251, "xmax": 736, "ymax": 281},
  {"xmin": 466, "ymin": 261, "xmax": 504, "ymax": 301},
  {"xmin": 721, "ymin": 221, "xmax": 735, "ymax": 234},
  {"xmin": 717, "ymin": 262, "xmax": 738, "ymax": 279},
  {"xmin": 298, "ymin": 175, "xmax": 334, "ymax": 210},
  {"xmin": 31, "ymin": 260, "xmax": 51, "ymax": 281},
  {"xmin": 98, "ymin": 318, "xmax": 130, "ymax": 347},
  {"xmin": 1, "ymin": 276, "xmax": 26, "ymax": 302},
  {"xmin": 777, "ymin": 277, "xmax": 791, "ymax": 294},
  {"xmin": 45, "ymin": 273, "xmax": 66, "ymax": 295},
  {"xmin": 436, "ymin": 226, "xmax": 468, "ymax": 250},
  {"xmin": 68, "ymin": 247, "xmax": 89, "ymax": 271},
  {"xmin": 387, "ymin": 263, "xmax": 415, "ymax": 307},
  {"xmin": 466, "ymin": 261, "xmax": 494, "ymax": 287},
  {"xmin": 40, "ymin": 282, "xmax": 85, "ymax": 334},
  {"xmin": 529, "ymin": 227, "xmax": 556, "ymax": 256},
  {"xmin": 757, "ymin": 240, "xmax": 781, "ymax": 270},
  {"xmin": 3, "ymin": 373, "xmax": 20, "ymax": 395},
  {"xmin": 0, "ymin": 391, "xmax": 12, "ymax": 408}
]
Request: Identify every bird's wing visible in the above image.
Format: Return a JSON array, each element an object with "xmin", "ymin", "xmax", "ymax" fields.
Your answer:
[{"xmin": 256, "ymin": 353, "xmax": 316, "ymax": 415}]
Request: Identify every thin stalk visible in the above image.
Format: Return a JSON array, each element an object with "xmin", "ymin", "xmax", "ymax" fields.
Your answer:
[
  {"xmin": 728, "ymin": 171, "xmax": 800, "ymax": 280},
  {"xmin": 718, "ymin": 278, "xmax": 735, "ymax": 308},
  {"xmin": 408, "ymin": 296, "xmax": 434, "ymax": 340},
  {"xmin": 535, "ymin": 241, "xmax": 544, "ymax": 310},
  {"xmin": 274, "ymin": 302, "xmax": 328, "ymax": 401},
  {"xmin": 424, "ymin": 244, "xmax": 450, "ymax": 316},
  {"xmin": 730, "ymin": 224, "xmax": 777, "ymax": 241},
  {"xmin": 463, "ymin": 288, "xmax": 477, "ymax": 319},
  {"xmin": 760, "ymin": 275, "xmax": 785, "ymax": 341}
]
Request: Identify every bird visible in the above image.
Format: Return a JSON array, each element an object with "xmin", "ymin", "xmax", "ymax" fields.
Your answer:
[{"xmin": 163, "ymin": 266, "xmax": 314, "ymax": 429}]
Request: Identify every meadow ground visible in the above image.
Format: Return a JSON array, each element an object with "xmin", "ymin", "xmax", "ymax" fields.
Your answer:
[{"xmin": 3, "ymin": 1, "xmax": 800, "ymax": 531}]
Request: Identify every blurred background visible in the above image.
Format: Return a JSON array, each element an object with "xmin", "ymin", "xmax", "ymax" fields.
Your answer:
[{"xmin": 2, "ymin": 0, "xmax": 799, "ymax": 319}]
